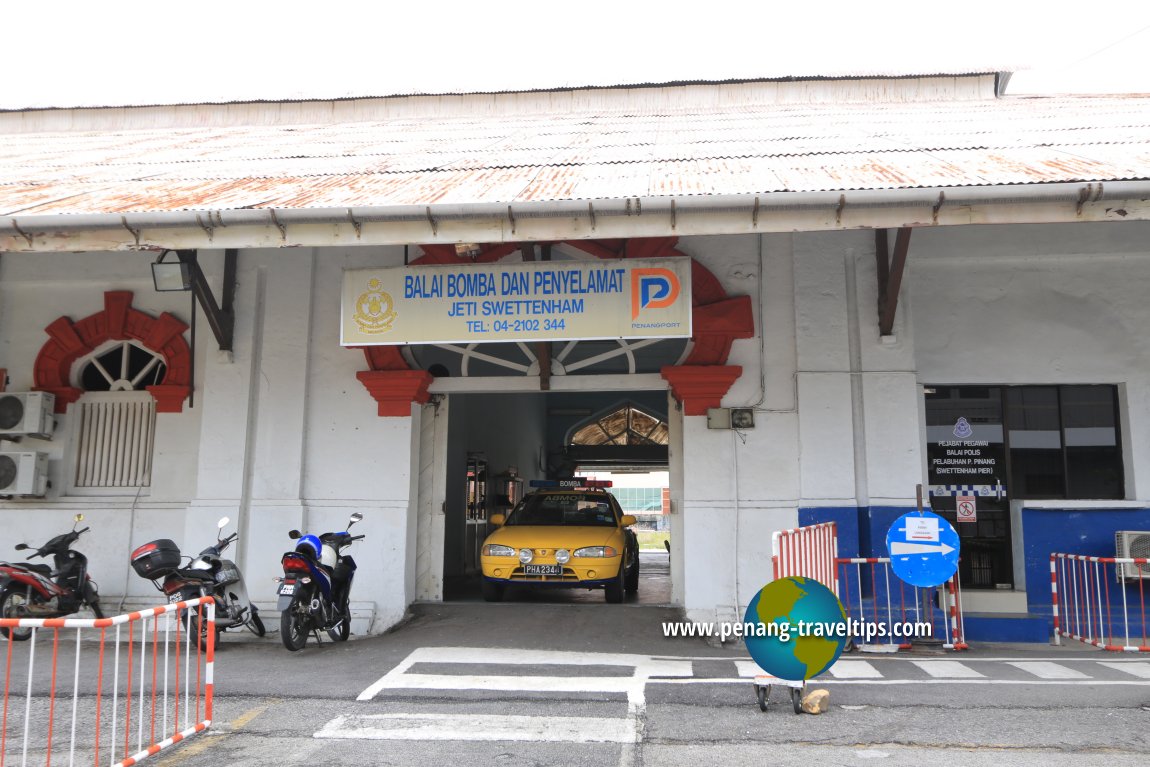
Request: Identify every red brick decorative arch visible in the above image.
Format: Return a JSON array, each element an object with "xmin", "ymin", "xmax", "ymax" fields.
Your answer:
[
  {"xmin": 33, "ymin": 290, "xmax": 192, "ymax": 413},
  {"xmin": 356, "ymin": 237, "xmax": 755, "ymax": 416}
]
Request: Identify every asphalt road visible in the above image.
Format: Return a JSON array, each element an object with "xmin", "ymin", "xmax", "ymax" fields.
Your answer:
[{"xmin": 5, "ymin": 555, "xmax": 1150, "ymax": 766}]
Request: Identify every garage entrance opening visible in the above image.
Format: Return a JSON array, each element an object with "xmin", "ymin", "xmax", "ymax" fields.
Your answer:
[{"xmin": 436, "ymin": 391, "xmax": 674, "ymax": 606}]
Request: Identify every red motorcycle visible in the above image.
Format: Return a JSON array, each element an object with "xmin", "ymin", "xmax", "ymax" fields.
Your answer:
[{"xmin": 0, "ymin": 514, "xmax": 104, "ymax": 641}]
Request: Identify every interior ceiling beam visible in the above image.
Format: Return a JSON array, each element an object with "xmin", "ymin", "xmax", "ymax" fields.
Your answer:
[
  {"xmin": 177, "ymin": 249, "xmax": 236, "ymax": 351},
  {"xmin": 875, "ymin": 227, "xmax": 912, "ymax": 337}
]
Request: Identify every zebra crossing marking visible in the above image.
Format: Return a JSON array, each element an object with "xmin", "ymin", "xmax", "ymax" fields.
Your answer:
[
  {"xmin": 827, "ymin": 660, "xmax": 882, "ymax": 678},
  {"xmin": 1098, "ymin": 661, "xmax": 1150, "ymax": 679},
  {"xmin": 1007, "ymin": 661, "xmax": 1089, "ymax": 680},
  {"xmin": 910, "ymin": 660, "xmax": 985, "ymax": 678}
]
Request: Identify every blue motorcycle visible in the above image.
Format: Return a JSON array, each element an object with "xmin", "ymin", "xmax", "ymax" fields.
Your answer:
[{"xmin": 276, "ymin": 513, "xmax": 364, "ymax": 651}]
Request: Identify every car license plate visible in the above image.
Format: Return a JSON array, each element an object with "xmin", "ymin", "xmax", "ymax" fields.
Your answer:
[
  {"xmin": 523, "ymin": 564, "xmax": 562, "ymax": 576},
  {"xmin": 278, "ymin": 582, "xmax": 295, "ymax": 596}
]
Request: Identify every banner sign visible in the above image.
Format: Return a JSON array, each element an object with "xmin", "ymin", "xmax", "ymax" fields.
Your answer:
[{"xmin": 341, "ymin": 258, "xmax": 692, "ymax": 346}]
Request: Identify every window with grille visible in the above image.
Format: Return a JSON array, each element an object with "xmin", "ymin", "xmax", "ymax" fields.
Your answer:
[{"xmin": 71, "ymin": 340, "xmax": 165, "ymax": 490}]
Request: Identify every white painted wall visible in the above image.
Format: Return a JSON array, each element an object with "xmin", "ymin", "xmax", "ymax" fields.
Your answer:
[
  {"xmin": 910, "ymin": 221, "xmax": 1150, "ymax": 500},
  {"xmin": 5, "ymin": 218, "xmax": 1150, "ymax": 633}
]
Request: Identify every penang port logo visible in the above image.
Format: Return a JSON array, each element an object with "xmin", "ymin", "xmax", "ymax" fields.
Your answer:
[
  {"xmin": 630, "ymin": 268, "xmax": 681, "ymax": 320},
  {"xmin": 353, "ymin": 277, "xmax": 397, "ymax": 334}
]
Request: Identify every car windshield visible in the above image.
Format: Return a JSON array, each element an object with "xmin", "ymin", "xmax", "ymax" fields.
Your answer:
[{"xmin": 504, "ymin": 493, "xmax": 618, "ymax": 527}]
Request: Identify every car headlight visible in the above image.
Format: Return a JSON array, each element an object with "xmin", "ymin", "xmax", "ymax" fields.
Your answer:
[
  {"xmin": 518, "ymin": 548, "xmax": 534, "ymax": 564},
  {"xmin": 483, "ymin": 544, "xmax": 516, "ymax": 557},
  {"xmin": 573, "ymin": 546, "xmax": 617, "ymax": 558},
  {"xmin": 555, "ymin": 548, "xmax": 571, "ymax": 564}
]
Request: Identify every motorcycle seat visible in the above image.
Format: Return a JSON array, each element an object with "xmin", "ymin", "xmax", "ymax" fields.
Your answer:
[
  {"xmin": 174, "ymin": 568, "xmax": 216, "ymax": 581},
  {"xmin": 24, "ymin": 563, "xmax": 53, "ymax": 576}
]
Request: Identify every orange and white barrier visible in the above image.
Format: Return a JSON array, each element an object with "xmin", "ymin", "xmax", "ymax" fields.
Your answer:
[
  {"xmin": 1051, "ymin": 553, "xmax": 1150, "ymax": 652},
  {"xmin": 0, "ymin": 597, "xmax": 215, "ymax": 767},
  {"xmin": 836, "ymin": 557, "xmax": 967, "ymax": 651},
  {"xmin": 771, "ymin": 521, "xmax": 838, "ymax": 595}
]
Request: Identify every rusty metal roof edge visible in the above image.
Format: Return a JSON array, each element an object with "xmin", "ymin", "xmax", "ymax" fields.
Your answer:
[
  {"xmin": 2, "ymin": 180, "xmax": 1146, "ymax": 235},
  {"xmin": 0, "ymin": 71, "xmax": 1013, "ymax": 114}
]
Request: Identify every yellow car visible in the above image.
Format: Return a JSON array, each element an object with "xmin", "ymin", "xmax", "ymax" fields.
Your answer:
[{"xmin": 480, "ymin": 488, "xmax": 639, "ymax": 603}]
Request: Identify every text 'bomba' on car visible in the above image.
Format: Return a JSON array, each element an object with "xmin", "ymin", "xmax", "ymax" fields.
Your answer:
[{"xmin": 479, "ymin": 481, "xmax": 639, "ymax": 603}]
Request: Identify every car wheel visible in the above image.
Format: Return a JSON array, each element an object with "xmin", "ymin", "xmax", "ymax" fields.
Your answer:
[
  {"xmin": 481, "ymin": 579, "xmax": 505, "ymax": 603},
  {"xmin": 604, "ymin": 565, "xmax": 624, "ymax": 603},
  {"xmin": 624, "ymin": 549, "xmax": 639, "ymax": 593}
]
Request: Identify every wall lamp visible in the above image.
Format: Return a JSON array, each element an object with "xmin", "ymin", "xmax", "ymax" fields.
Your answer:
[{"xmin": 151, "ymin": 250, "xmax": 193, "ymax": 292}]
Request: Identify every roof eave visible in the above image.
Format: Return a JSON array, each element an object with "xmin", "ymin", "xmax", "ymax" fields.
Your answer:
[{"xmin": 2, "ymin": 181, "xmax": 1147, "ymax": 253}]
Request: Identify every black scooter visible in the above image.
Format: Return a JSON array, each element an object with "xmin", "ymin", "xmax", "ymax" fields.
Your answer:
[{"xmin": 0, "ymin": 514, "xmax": 103, "ymax": 641}]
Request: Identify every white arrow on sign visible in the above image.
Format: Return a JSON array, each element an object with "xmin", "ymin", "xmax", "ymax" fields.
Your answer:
[{"xmin": 890, "ymin": 540, "xmax": 956, "ymax": 556}]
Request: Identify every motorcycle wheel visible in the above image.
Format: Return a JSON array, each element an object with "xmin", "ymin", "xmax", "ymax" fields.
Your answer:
[
  {"xmin": 0, "ymin": 590, "xmax": 34, "ymax": 641},
  {"xmin": 327, "ymin": 599, "xmax": 351, "ymax": 642},
  {"xmin": 181, "ymin": 608, "xmax": 216, "ymax": 653},
  {"xmin": 247, "ymin": 605, "xmax": 266, "ymax": 637},
  {"xmin": 280, "ymin": 596, "xmax": 309, "ymax": 651},
  {"xmin": 90, "ymin": 601, "xmax": 105, "ymax": 619}
]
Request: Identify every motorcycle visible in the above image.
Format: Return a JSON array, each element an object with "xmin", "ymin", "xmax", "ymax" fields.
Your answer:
[
  {"xmin": 0, "ymin": 514, "xmax": 104, "ymax": 641},
  {"xmin": 130, "ymin": 516, "xmax": 264, "ymax": 649},
  {"xmin": 276, "ymin": 512, "xmax": 364, "ymax": 651}
]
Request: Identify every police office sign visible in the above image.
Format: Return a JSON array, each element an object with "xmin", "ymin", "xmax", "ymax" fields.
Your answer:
[{"xmin": 341, "ymin": 258, "xmax": 692, "ymax": 345}]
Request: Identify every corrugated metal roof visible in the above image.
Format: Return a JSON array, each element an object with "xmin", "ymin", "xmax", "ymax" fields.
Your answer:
[{"xmin": 2, "ymin": 92, "xmax": 1150, "ymax": 217}]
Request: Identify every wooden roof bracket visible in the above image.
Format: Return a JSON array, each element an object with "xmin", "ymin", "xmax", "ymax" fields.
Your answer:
[{"xmin": 875, "ymin": 227, "xmax": 912, "ymax": 337}]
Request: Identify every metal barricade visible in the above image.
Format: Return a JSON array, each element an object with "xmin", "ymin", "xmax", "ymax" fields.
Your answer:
[
  {"xmin": 771, "ymin": 521, "xmax": 838, "ymax": 595},
  {"xmin": 1051, "ymin": 553, "xmax": 1150, "ymax": 651},
  {"xmin": 1, "ymin": 597, "xmax": 215, "ymax": 767},
  {"xmin": 836, "ymin": 557, "xmax": 967, "ymax": 651}
]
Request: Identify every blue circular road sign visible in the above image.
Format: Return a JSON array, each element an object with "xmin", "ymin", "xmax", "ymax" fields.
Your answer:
[{"xmin": 886, "ymin": 511, "xmax": 960, "ymax": 588}]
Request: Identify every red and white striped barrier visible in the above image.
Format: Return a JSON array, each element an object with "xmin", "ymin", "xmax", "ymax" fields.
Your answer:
[
  {"xmin": 0, "ymin": 597, "xmax": 215, "ymax": 767},
  {"xmin": 836, "ymin": 557, "xmax": 967, "ymax": 651},
  {"xmin": 1051, "ymin": 553, "xmax": 1150, "ymax": 652},
  {"xmin": 771, "ymin": 521, "xmax": 838, "ymax": 595}
]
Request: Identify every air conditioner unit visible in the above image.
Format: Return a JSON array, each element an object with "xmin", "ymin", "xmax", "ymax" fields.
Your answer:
[
  {"xmin": 0, "ymin": 392, "xmax": 56, "ymax": 438},
  {"xmin": 0, "ymin": 451, "xmax": 49, "ymax": 496},
  {"xmin": 1115, "ymin": 531, "xmax": 1150, "ymax": 580}
]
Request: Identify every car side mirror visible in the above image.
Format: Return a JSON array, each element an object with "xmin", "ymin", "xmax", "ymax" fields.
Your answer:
[
  {"xmin": 288, "ymin": 530, "xmax": 301, "ymax": 540},
  {"xmin": 620, "ymin": 515, "xmax": 637, "ymax": 527},
  {"xmin": 489, "ymin": 514, "xmax": 505, "ymax": 526}
]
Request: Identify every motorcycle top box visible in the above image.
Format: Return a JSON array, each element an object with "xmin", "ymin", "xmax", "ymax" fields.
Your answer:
[{"xmin": 130, "ymin": 539, "xmax": 181, "ymax": 579}]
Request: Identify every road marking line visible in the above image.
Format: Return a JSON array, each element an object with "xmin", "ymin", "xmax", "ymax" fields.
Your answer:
[
  {"xmin": 358, "ymin": 646, "xmax": 691, "ymax": 701},
  {"xmin": 314, "ymin": 713, "xmax": 637, "ymax": 743},
  {"xmin": 1099, "ymin": 661, "xmax": 1150, "ymax": 678},
  {"xmin": 828, "ymin": 660, "xmax": 882, "ymax": 678},
  {"xmin": 910, "ymin": 660, "xmax": 985, "ymax": 678},
  {"xmin": 230, "ymin": 701, "xmax": 275, "ymax": 729},
  {"xmin": 1007, "ymin": 661, "xmax": 1089, "ymax": 679},
  {"xmin": 368, "ymin": 673, "xmax": 637, "ymax": 693},
  {"xmin": 650, "ymin": 677, "xmax": 1150, "ymax": 685}
]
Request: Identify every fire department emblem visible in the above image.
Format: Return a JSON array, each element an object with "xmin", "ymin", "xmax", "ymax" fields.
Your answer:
[{"xmin": 353, "ymin": 278, "xmax": 396, "ymax": 334}]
